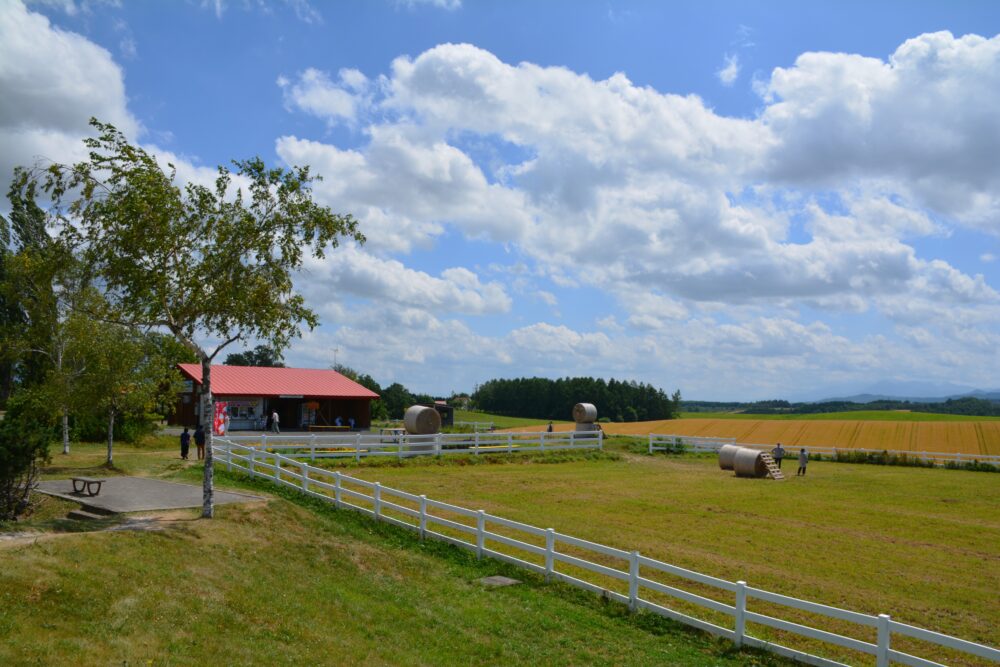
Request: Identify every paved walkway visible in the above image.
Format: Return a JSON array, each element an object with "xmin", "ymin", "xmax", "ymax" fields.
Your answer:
[{"xmin": 37, "ymin": 477, "xmax": 262, "ymax": 513}]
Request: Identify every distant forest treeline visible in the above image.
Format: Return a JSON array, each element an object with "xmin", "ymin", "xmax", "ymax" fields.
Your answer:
[
  {"xmin": 683, "ymin": 397, "xmax": 1000, "ymax": 417},
  {"xmin": 472, "ymin": 377, "xmax": 680, "ymax": 422}
]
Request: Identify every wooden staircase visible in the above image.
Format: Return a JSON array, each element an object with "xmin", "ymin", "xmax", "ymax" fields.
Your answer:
[{"xmin": 760, "ymin": 452, "xmax": 786, "ymax": 480}]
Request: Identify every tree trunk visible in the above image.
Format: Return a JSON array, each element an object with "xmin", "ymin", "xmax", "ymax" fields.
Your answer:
[
  {"xmin": 201, "ymin": 356, "xmax": 214, "ymax": 518},
  {"xmin": 106, "ymin": 408, "xmax": 115, "ymax": 466},
  {"xmin": 62, "ymin": 407, "xmax": 70, "ymax": 455}
]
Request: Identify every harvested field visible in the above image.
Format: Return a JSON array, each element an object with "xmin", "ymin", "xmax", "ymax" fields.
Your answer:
[{"xmin": 512, "ymin": 419, "xmax": 1000, "ymax": 455}]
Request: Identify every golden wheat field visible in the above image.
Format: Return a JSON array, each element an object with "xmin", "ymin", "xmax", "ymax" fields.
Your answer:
[{"xmin": 517, "ymin": 419, "xmax": 1000, "ymax": 455}]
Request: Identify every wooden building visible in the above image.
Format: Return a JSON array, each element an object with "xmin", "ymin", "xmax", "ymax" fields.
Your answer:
[{"xmin": 170, "ymin": 364, "xmax": 380, "ymax": 430}]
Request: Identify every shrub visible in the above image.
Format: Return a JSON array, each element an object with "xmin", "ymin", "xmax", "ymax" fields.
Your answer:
[
  {"xmin": 0, "ymin": 393, "xmax": 53, "ymax": 521},
  {"xmin": 70, "ymin": 410, "xmax": 159, "ymax": 444}
]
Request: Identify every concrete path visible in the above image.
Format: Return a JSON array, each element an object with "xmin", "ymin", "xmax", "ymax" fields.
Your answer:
[{"xmin": 36, "ymin": 477, "xmax": 262, "ymax": 513}]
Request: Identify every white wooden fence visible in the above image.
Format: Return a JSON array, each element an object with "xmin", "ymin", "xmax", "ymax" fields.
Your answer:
[
  {"xmin": 213, "ymin": 440, "xmax": 999, "ymax": 667},
  {"xmin": 648, "ymin": 434, "xmax": 736, "ymax": 453},
  {"xmin": 648, "ymin": 434, "xmax": 1000, "ymax": 468},
  {"xmin": 221, "ymin": 429, "xmax": 601, "ymax": 462}
]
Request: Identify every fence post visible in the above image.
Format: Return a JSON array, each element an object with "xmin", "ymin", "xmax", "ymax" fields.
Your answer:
[
  {"xmin": 476, "ymin": 510, "xmax": 486, "ymax": 559},
  {"xmin": 310, "ymin": 434, "xmax": 316, "ymax": 462},
  {"xmin": 419, "ymin": 495, "xmax": 427, "ymax": 539},
  {"xmin": 435, "ymin": 433, "xmax": 442, "ymax": 457},
  {"xmin": 734, "ymin": 581, "xmax": 747, "ymax": 648},
  {"xmin": 302, "ymin": 464, "xmax": 310, "ymax": 493},
  {"xmin": 598, "ymin": 430, "xmax": 603, "ymax": 450},
  {"xmin": 374, "ymin": 482, "xmax": 382, "ymax": 521},
  {"xmin": 274, "ymin": 456, "xmax": 281, "ymax": 484},
  {"xmin": 226, "ymin": 442, "xmax": 232, "ymax": 472},
  {"xmin": 629, "ymin": 551, "xmax": 640, "ymax": 611},
  {"xmin": 474, "ymin": 431, "xmax": 480, "ymax": 456},
  {"xmin": 648, "ymin": 434, "xmax": 653, "ymax": 454},
  {"xmin": 249, "ymin": 447, "xmax": 256, "ymax": 477},
  {"xmin": 540, "ymin": 431, "xmax": 545, "ymax": 452},
  {"xmin": 570, "ymin": 431, "xmax": 575, "ymax": 448},
  {"xmin": 877, "ymin": 614, "xmax": 890, "ymax": 667},
  {"xmin": 261, "ymin": 434, "xmax": 266, "ymax": 450},
  {"xmin": 507, "ymin": 433, "xmax": 513, "ymax": 454},
  {"xmin": 545, "ymin": 528, "xmax": 555, "ymax": 581},
  {"xmin": 356, "ymin": 432, "xmax": 362, "ymax": 461},
  {"xmin": 334, "ymin": 471, "xmax": 342, "ymax": 507}
]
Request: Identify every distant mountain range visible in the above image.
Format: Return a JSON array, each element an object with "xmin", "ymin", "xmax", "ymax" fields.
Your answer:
[
  {"xmin": 794, "ymin": 380, "xmax": 1000, "ymax": 404},
  {"xmin": 819, "ymin": 390, "xmax": 1000, "ymax": 404}
]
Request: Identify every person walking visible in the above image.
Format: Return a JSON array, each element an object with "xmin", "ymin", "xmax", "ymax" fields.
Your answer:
[
  {"xmin": 772, "ymin": 442, "xmax": 786, "ymax": 469},
  {"xmin": 797, "ymin": 448, "xmax": 809, "ymax": 476},
  {"xmin": 271, "ymin": 409, "xmax": 280, "ymax": 434},
  {"xmin": 194, "ymin": 424, "xmax": 206, "ymax": 461},
  {"xmin": 180, "ymin": 427, "xmax": 191, "ymax": 460}
]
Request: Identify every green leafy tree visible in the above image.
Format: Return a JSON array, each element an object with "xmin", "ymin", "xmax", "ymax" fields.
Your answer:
[
  {"xmin": 381, "ymin": 383, "xmax": 415, "ymax": 420},
  {"xmin": 355, "ymin": 373, "xmax": 387, "ymax": 420},
  {"xmin": 0, "ymin": 391, "xmax": 54, "ymax": 521},
  {"xmin": 0, "ymin": 192, "xmax": 94, "ymax": 454},
  {"xmin": 18, "ymin": 119, "xmax": 363, "ymax": 517},
  {"xmin": 331, "ymin": 363, "xmax": 358, "ymax": 381},
  {"xmin": 224, "ymin": 344, "xmax": 285, "ymax": 367},
  {"xmin": 76, "ymin": 323, "xmax": 182, "ymax": 465}
]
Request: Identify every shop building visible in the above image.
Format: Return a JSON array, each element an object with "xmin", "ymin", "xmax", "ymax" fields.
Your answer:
[{"xmin": 170, "ymin": 364, "xmax": 379, "ymax": 430}]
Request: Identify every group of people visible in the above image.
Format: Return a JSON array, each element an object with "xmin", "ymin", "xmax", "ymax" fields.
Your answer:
[
  {"xmin": 179, "ymin": 425, "xmax": 206, "ymax": 460},
  {"xmin": 770, "ymin": 442, "xmax": 809, "ymax": 476}
]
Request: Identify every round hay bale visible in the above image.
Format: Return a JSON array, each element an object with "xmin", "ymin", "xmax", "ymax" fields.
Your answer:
[
  {"xmin": 404, "ymin": 405, "xmax": 441, "ymax": 435},
  {"xmin": 572, "ymin": 403, "xmax": 598, "ymax": 423},
  {"xmin": 718, "ymin": 444, "xmax": 742, "ymax": 471},
  {"xmin": 733, "ymin": 448, "xmax": 768, "ymax": 478}
]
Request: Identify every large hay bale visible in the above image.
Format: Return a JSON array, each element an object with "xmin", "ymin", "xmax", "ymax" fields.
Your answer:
[
  {"xmin": 572, "ymin": 403, "xmax": 598, "ymax": 423},
  {"xmin": 733, "ymin": 447, "xmax": 768, "ymax": 478},
  {"xmin": 718, "ymin": 444, "xmax": 742, "ymax": 470},
  {"xmin": 404, "ymin": 405, "xmax": 441, "ymax": 435}
]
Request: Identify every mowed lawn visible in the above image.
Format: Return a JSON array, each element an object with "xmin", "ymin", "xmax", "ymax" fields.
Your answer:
[
  {"xmin": 514, "ymin": 414, "xmax": 1000, "ymax": 456},
  {"xmin": 1, "ymin": 443, "xmax": 786, "ymax": 667},
  {"xmin": 453, "ymin": 409, "xmax": 570, "ymax": 429},
  {"xmin": 348, "ymin": 452, "xmax": 1000, "ymax": 665}
]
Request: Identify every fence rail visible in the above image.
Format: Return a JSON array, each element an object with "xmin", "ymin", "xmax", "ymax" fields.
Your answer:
[
  {"xmin": 213, "ymin": 439, "xmax": 1000, "ymax": 667},
  {"xmin": 648, "ymin": 434, "xmax": 1000, "ymax": 467},
  {"xmin": 221, "ymin": 429, "xmax": 601, "ymax": 461}
]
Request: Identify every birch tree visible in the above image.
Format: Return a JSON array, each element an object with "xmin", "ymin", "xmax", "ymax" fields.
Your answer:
[
  {"xmin": 77, "ymin": 323, "xmax": 180, "ymax": 466},
  {"xmin": 16, "ymin": 119, "xmax": 363, "ymax": 517},
  {"xmin": 0, "ymin": 194, "xmax": 91, "ymax": 454}
]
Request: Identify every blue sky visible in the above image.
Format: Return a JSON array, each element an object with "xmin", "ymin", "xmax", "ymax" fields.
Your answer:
[{"xmin": 3, "ymin": 0, "xmax": 1000, "ymax": 401}]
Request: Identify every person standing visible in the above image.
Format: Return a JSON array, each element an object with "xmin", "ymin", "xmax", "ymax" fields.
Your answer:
[
  {"xmin": 797, "ymin": 448, "xmax": 809, "ymax": 476},
  {"xmin": 194, "ymin": 424, "xmax": 206, "ymax": 460},
  {"xmin": 271, "ymin": 409, "xmax": 280, "ymax": 434},
  {"xmin": 547, "ymin": 421, "xmax": 553, "ymax": 433},
  {"xmin": 772, "ymin": 442, "xmax": 786, "ymax": 469},
  {"xmin": 180, "ymin": 427, "xmax": 191, "ymax": 460}
]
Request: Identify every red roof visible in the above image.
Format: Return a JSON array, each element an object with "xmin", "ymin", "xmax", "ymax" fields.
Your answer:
[{"xmin": 178, "ymin": 364, "xmax": 379, "ymax": 400}]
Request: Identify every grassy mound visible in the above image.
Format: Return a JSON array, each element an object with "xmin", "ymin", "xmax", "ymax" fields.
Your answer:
[{"xmin": 0, "ymin": 443, "xmax": 784, "ymax": 666}]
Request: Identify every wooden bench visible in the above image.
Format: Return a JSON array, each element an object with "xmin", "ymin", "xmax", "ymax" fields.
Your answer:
[{"xmin": 71, "ymin": 477, "xmax": 104, "ymax": 497}]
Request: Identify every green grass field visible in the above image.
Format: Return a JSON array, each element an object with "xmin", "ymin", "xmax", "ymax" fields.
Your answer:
[
  {"xmin": 681, "ymin": 410, "xmax": 1000, "ymax": 422},
  {"xmin": 453, "ymin": 409, "xmax": 570, "ymax": 429},
  {"xmin": 0, "ymin": 441, "xmax": 786, "ymax": 666},
  {"xmin": 343, "ymin": 442, "xmax": 1000, "ymax": 666}
]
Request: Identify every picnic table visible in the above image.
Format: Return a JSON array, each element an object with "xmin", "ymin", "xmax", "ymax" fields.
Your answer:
[{"xmin": 71, "ymin": 477, "xmax": 104, "ymax": 497}]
